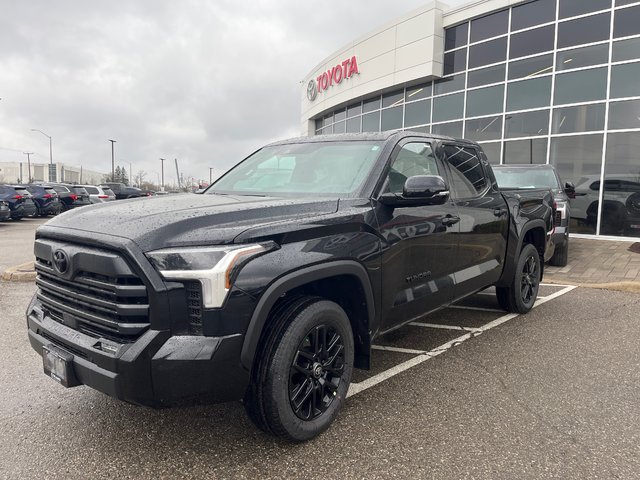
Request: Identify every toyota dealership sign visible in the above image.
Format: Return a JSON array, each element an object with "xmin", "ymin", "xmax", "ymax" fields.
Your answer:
[{"xmin": 307, "ymin": 55, "xmax": 359, "ymax": 101}]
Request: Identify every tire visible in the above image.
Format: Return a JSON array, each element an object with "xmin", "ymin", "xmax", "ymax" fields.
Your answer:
[
  {"xmin": 549, "ymin": 237, "xmax": 569, "ymax": 267},
  {"xmin": 244, "ymin": 296, "xmax": 354, "ymax": 442},
  {"xmin": 495, "ymin": 243, "xmax": 541, "ymax": 314}
]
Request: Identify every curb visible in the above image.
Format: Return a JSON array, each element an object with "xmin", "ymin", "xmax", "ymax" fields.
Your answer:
[
  {"xmin": 543, "ymin": 278, "xmax": 640, "ymax": 294},
  {"xmin": 1, "ymin": 261, "xmax": 36, "ymax": 282}
]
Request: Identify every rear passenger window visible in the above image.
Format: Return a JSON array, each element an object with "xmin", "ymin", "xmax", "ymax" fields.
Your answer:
[
  {"xmin": 85, "ymin": 187, "xmax": 98, "ymax": 194},
  {"xmin": 443, "ymin": 145, "xmax": 488, "ymax": 198}
]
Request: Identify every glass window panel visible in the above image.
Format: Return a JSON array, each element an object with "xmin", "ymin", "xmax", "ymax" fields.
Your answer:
[
  {"xmin": 406, "ymin": 83, "xmax": 431, "ymax": 102},
  {"xmin": 512, "ymin": 0, "xmax": 556, "ymax": 31},
  {"xmin": 322, "ymin": 125, "xmax": 333, "ymax": 135},
  {"xmin": 465, "ymin": 116, "xmax": 503, "ymax": 141},
  {"xmin": 505, "ymin": 110, "xmax": 550, "ymax": 138},
  {"xmin": 509, "ymin": 25, "xmax": 555, "ymax": 59},
  {"xmin": 315, "ymin": 129, "xmax": 322, "ymax": 136},
  {"xmin": 382, "ymin": 90, "xmax": 404, "ymax": 108},
  {"xmin": 554, "ymin": 67, "xmax": 608, "ymax": 105},
  {"xmin": 507, "ymin": 76, "xmax": 552, "ymax": 111},
  {"xmin": 609, "ymin": 99, "xmax": 640, "ymax": 129},
  {"xmin": 346, "ymin": 116, "xmax": 361, "ymax": 133},
  {"xmin": 557, "ymin": 13, "xmax": 611, "ymax": 49},
  {"xmin": 363, "ymin": 97, "xmax": 381, "ymax": 113},
  {"xmin": 614, "ymin": 5, "xmax": 640, "ymax": 38},
  {"xmin": 508, "ymin": 54, "xmax": 554, "ymax": 80},
  {"xmin": 552, "ymin": 104, "xmax": 606, "ymax": 133},
  {"xmin": 362, "ymin": 111, "xmax": 380, "ymax": 132},
  {"xmin": 550, "ymin": 134, "xmax": 604, "ymax": 234},
  {"xmin": 445, "ymin": 23, "xmax": 469, "ymax": 50},
  {"xmin": 469, "ymin": 37, "xmax": 507, "ymax": 69},
  {"xmin": 432, "ymin": 93, "xmax": 465, "ymax": 122},
  {"xmin": 612, "ymin": 37, "xmax": 640, "ymax": 62},
  {"xmin": 444, "ymin": 48, "xmax": 467, "ymax": 75},
  {"xmin": 504, "ymin": 138, "xmax": 548, "ymax": 164},
  {"xmin": 479, "ymin": 142, "xmax": 501, "ymax": 164},
  {"xmin": 556, "ymin": 44, "xmax": 610, "ymax": 71},
  {"xmin": 443, "ymin": 146, "xmax": 488, "ymax": 196},
  {"xmin": 432, "ymin": 121, "xmax": 463, "ymax": 138},
  {"xmin": 334, "ymin": 109, "xmax": 346, "ymax": 122},
  {"xmin": 466, "ymin": 84, "xmax": 505, "ymax": 117},
  {"xmin": 470, "ymin": 9, "xmax": 509, "ymax": 43},
  {"xmin": 347, "ymin": 102, "xmax": 362, "ymax": 118},
  {"xmin": 381, "ymin": 106, "xmax": 403, "ymax": 131},
  {"xmin": 603, "ymin": 132, "xmax": 640, "ymax": 236},
  {"xmin": 406, "ymin": 125, "xmax": 430, "ymax": 134},
  {"xmin": 559, "ymin": 0, "xmax": 611, "ymax": 18},
  {"xmin": 333, "ymin": 121, "xmax": 346, "ymax": 134},
  {"xmin": 404, "ymin": 99, "xmax": 431, "ymax": 127},
  {"xmin": 434, "ymin": 74, "xmax": 465, "ymax": 95},
  {"xmin": 468, "ymin": 63, "xmax": 506, "ymax": 88},
  {"xmin": 315, "ymin": 118, "xmax": 323, "ymax": 130},
  {"xmin": 610, "ymin": 62, "xmax": 640, "ymax": 98},
  {"xmin": 324, "ymin": 113, "xmax": 333, "ymax": 124}
]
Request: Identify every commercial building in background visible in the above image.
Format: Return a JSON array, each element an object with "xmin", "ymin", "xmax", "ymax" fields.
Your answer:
[
  {"xmin": 0, "ymin": 161, "xmax": 105, "ymax": 185},
  {"xmin": 301, "ymin": 0, "xmax": 640, "ymax": 239}
]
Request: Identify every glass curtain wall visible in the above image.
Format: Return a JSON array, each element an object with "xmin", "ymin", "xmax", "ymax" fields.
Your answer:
[{"xmin": 312, "ymin": 0, "xmax": 640, "ymax": 238}]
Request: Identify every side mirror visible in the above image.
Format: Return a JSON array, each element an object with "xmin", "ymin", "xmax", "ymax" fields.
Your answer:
[
  {"xmin": 379, "ymin": 175, "xmax": 450, "ymax": 207},
  {"xmin": 564, "ymin": 181, "xmax": 576, "ymax": 199}
]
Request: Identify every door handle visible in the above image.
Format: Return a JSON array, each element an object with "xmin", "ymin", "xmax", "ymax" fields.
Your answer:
[
  {"xmin": 442, "ymin": 215, "xmax": 460, "ymax": 226},
  {"xmin": 493, "ymin": 208, "xmax": 508, "ymax": 217}
]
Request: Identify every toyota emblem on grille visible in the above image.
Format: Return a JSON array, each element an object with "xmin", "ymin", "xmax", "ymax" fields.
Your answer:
[{"xmin": 53, "ymin": 250, "xmax": 69, "ymax": 274}]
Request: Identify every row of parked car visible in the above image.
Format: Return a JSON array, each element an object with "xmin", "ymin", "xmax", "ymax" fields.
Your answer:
[{"xmin": 0, "ymin": 182, "xmax": 146, "ymax": 222}]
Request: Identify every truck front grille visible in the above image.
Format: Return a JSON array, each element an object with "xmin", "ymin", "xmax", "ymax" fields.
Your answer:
[
  {"xmin": 34, "ymin": 240, "xmax": 150, "ymax": 343},
  {"xmin": 185, "ymin": 281, "xmax": 203, "ymax": 335}
]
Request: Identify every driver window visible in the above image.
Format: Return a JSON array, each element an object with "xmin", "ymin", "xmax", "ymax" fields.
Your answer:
[{"xmin": 384, "ymin": 142, "xmax": 439, "ymax": 194}]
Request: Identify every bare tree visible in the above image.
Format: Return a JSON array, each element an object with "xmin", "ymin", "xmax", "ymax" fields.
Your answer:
[{"xmin": 134, "ymin": 170, "xmax": 147, "ymax": 188}]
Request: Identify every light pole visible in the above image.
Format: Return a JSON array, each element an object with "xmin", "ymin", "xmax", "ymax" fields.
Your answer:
[
  {"xmin": 23, "ymin": 152, "xmax": 34, "ymax": 183},
  {"xmin": 160, "ymin": 158, "xmax": 165, "ymax": 191},
  {"xmin": 209, "ymin": 167, "xmax": 214, "ymax": 185},
  {"xmin": 108, "ymin": 139, "xmax": 116, "ymax": 181},
  {"xmin": 31, "ymin": 129, "xmax": 54, "ymax": 182}
]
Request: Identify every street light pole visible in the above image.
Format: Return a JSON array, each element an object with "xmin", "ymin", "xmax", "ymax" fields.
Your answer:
[
  {"xmin": 108, "ymin": 139, "xmax": 116, "ymax": 181},
  {"xmin": 23, "ymin": 152, "xmax": 34, "ymax": 183},
  {"xmin": 160, "ymin": 158, "xmax": 165, "ymax": 191},
  {"xmin": 31, "ymin": 129, "xmax": 54, "ymax": 182}
]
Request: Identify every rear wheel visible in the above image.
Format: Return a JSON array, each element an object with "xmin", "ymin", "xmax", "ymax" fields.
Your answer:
[
  {"xmin": 549, "ymin": 237, "xmax": 569, "ymax": 267},
  {"xmin": 244, "ymin": 296, "xmax": 354, "ymax": 442},
  {"xmin": 496, "ymin": 243, "xmax": 541, "ymax": 313}
]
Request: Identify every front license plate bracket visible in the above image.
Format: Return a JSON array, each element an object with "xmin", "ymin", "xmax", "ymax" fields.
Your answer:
[{"xmin": 43, "ymin": 344, "xmax": 80, "ymax": 388}]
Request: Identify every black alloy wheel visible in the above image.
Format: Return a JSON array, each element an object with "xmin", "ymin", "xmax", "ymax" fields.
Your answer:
[
  {"xmin": 496, "ymin": 243, "xmax": 541, "ymax": 314},
  {"xmin": 289, "ymin": 324, "xmax": 345, "ymax": 421},
  {"xmin": 520, "ymin": 253, "xmax": 539, "ymax": 306}
]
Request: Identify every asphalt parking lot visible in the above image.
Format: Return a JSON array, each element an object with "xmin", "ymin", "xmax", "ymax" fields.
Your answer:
[
  {"xmin": 0, "ymin": 217, "xmax": 48, "ymax": 273},
  {"xmin": 1, "ymin": 220, "xmax": 639, "ymax": 479}
]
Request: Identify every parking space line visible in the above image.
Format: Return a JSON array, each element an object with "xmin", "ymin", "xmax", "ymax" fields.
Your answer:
[
  {"xmin": 371, "ymin": 345, "xmax": 427, "ymax": 355},
  {"xmin": 409, "ymin": 322, "xmax": 482, "ymax": 332},
  {"xmin": 449, "ymin": 305, "xmax": 504, "ymax": 313},
  {"xmin": 347, "ymin": 284, "xmax": 577, "ymax": 398}
]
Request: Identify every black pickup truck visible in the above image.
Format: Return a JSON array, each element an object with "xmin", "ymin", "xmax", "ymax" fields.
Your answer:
[
  {"xmin": 100, "ymin": 182, "xmax": 143, "ymax": 199},
  {"xmin": 27, "ymin": 132, "xmax": 553, "ymax": 442}
]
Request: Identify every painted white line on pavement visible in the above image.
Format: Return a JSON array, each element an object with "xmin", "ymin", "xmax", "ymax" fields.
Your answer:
[
  {"xmin": 347, "ymin": 284, "xmax": 577, "ymax": 398},
  {"xmin": 409, "ymin": 321, "xmax": 482, "ymax": 332},
  {"xmin": 371, "ymin": 345, "xmax": 427, "ymax": 355}
]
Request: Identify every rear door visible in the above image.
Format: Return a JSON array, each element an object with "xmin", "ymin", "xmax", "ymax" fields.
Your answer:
[
  {"xmin": 441, "ymin": 143, "xmax": 509, "ymax": 299},
  {"xmin": 375, "ymin": 140, "xmax": 460, "ymax": 330}
]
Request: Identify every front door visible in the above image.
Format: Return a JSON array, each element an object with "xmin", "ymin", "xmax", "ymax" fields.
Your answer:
[{"xmin": 374, "ymin": 141, "xmax": 460, "ymax": 331}]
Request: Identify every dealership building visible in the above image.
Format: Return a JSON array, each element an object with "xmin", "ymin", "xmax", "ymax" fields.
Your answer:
[{"xmin": 301, "ymin": 0, "xmax": 640, "ymax": 239}]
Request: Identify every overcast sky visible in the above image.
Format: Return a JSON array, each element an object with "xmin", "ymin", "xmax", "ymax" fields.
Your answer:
[{"xmin": 0, "ymin": 0, "xmax": 465, "ymax": 186}]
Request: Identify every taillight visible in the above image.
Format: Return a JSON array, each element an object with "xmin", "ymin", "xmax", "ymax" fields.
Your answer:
[
  {"xmin": 70, "ymin": 194, "xmax": 78, "ymax": 201},
  {"xmin": 13, "ymin": 194, "xmax": 23, "ymax": 200},
  {"xmin": 98, "ymin": 195, "xmax": 109, "ymax": 198},
  {"xmin": 43, "ymin": 193, "xmax": 53, "ymax": 199}
]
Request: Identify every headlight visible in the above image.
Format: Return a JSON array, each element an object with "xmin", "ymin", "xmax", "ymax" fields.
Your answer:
[{"xmin": 146, "ymin": 243, "xmax": 273, "ymax": 308}]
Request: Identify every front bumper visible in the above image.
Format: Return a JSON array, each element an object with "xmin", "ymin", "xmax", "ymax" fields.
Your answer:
[{"xmin": 27, "ymin": 295, "xmax": 250, "ymax": 407}]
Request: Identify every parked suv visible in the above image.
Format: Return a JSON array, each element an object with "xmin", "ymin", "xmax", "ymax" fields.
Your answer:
[
  {"xmin": 0, "ymin": 200, "xmax": 10, "ymax": 221},
  {"xmin": 27, "ymin": 132, "xmax": 553, "ymax": 441},
  {"xmin": 493, "ymin": 164, "xmax": 572, "ymax": 266},
  {"xmin": 50, "ymin": 184, "xmax": 91, "ymax": 211},
  {"xmin": 26, "ymin": 184, "xmax": 62, "ymax": 216},
  {"xmin": 0, "ymin": 185, "xmax": 26, "ymax": 220},
  {"xmin": 76, "ymin": 184, "xmax": 116, "ymax": 204}
]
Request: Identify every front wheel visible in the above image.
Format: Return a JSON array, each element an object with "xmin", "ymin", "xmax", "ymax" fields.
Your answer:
[
  {"xmin": 496, "ymin": 243, "xmax": 541, "ymax": 314},
  {"xmin": 244, "ymin": 297, "xmax": 354, "ymax": 442}
]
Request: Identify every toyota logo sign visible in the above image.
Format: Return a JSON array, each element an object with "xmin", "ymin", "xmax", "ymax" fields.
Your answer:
[{"xmin": 307, "ymin": 79, "xmax": 318, "ymax": 101}]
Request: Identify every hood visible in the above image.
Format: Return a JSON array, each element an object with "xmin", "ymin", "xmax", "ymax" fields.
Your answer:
[{"xmin": 40, "ymin": 193, "xmax": 339, "ymax": 251}]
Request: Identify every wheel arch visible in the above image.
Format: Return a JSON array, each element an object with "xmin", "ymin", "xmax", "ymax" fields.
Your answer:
[{"xmin": 240, "ymin": 261, "xmax": 375, "ymax": 373}]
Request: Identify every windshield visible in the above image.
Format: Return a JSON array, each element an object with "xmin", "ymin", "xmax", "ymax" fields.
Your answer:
[
  {"xmin": 493, "ymin": 167, "xmax": 559, "ymax": 190},
  {"xmin": 208, "ymin": 141, "xmax": 383, "ymax": 197}
]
